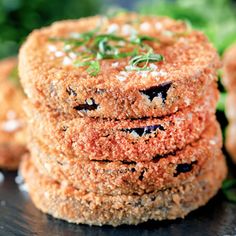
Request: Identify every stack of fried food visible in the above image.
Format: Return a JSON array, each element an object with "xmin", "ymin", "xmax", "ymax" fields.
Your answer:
[
  {"xmin": 19, "ymin": 14, "xmax": 227, "ymax": 226},
  {"xmin": 223, "ymin": 43, "xmax": 236, "ymax": 163},
  {"xmin": 0, "ymin": 58, "xmax": 27, "ymax": 170}
]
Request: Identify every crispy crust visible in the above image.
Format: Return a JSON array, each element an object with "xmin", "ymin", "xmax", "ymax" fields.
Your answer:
[
  {"xmin": 19, "ymin": 14, "xmax": 220, "ymax": 119},
  {"xmin": 225, "ymin": 93, "xmax": 236, "ymax": 122},
  {"xmin": 222, "ymin": 43, "xmax": 236, "ymax": 91},
  {"xmin": 29, "ymin": 120, "xmax": 222, "ymax": 195},
  {"xmin": 26, "ymin": 84, "xmax": 218, "ymax": 162},
  {"xmin": 0, "ymin": 58, "xmax": 27, "ymax": 170},
  {"xmin": 225, "ymin": 122, "xmax": 236, "ymax": 163},
  {"xmin": 0, "ymin": 58, "xmax": 24, "ymax": 120},
  {"xmin": 0, "ymin": 143, "xmax": 27, "ymax": 170},
  {"xmin": 20, "ymin": 150, "xmax": 227, "ymax": 226}
]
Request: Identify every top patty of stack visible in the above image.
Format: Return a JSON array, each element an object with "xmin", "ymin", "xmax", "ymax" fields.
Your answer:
[{"xmin": 19, "ymin": 13, "xmax": 220, "ymax": 119}]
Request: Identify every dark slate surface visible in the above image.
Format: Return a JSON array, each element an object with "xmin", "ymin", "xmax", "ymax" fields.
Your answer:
[{"xmin": 0, "ymin": 166, "xmax": 236, "ymax": 236}]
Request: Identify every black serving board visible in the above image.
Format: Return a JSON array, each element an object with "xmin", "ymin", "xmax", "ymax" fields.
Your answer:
[{"xmin": 0, "ymin": 161, "xmax": 236, "ymax": 236}]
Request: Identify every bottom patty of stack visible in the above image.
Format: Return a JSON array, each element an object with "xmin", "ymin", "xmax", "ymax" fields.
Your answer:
[{"xmin": 20, "ymin": 120, "xmax": 227, "ymax": 226}]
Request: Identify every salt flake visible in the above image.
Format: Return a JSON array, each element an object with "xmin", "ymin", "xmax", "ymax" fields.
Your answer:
[
  {"xmin": 0, "ymin": 172, "xmax": 4, "ymax": 184},
  {"xmin": 112, "ymin": 62, "xmax": 119, "ymax": 68},
  {"xmin": 1, "ymin": 119, "xmax": 22, "ymax": 132},
  {"xmin": 107, "ymin": 23, "xmax": 119, "ymax": 34},
  {"xmin": 140, "ymin": 22, "xmax": 151, "ymax": 32}
]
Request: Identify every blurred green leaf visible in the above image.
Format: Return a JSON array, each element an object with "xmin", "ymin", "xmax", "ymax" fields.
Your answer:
[
  {"xmin": 137, "ymin": 0, "xmax": 236, "ymax": 54},
  {"xmin": 0, "ymin": 0, "xmax": 102, "ymax": 59},
  {"xmin": 222, "ymin": 179, "xmax": 236, "ymax": 203},
  {"xmin": 217, "ymin": 92, "xmax": 227, "ymax": 112}
]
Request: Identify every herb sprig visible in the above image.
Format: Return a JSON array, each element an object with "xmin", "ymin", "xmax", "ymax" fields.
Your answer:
[
  {"xmin": 128, "ymin": 53, "xmax": 163, "ymax": 71},
  {"xmin": 49, "ymin": 24, "xmax": 163, "ymax": 76}
]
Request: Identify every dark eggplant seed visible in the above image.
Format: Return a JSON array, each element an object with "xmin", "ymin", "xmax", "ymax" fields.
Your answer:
[
  {"xmin": 138, "ymin": 169, "xmax": 146, "ymax": 181},
  {"xmin": 95, "ymin": 88, "xmax": 106, "ymax": 94},
  {"xmin": 122, "ymin": 124, "xmax": 165, "ymax": 137},
  {"xmin": 121, "ymin": 160, "xmax": 137, "ymax": 165},
  {"xmin": 140, "ymin": 82, "xmax": 172, "ymax": 103},
  {"xmin": 153, "ymin": 151, "xmax": 176, "ymax": 162},
  {"xmin": 66, "ymin": 86, "xmax": 77, "ymax": 96},
  {"xmin": 61, "ymin": 126, "xmax": 68, "ymax": 131},
  {"xmin": 174, "ymin": 161, "xmax": 197, "ymax": 177},
  {"xmin": 151, "ymin": 196, "xmax": 156, "ymax": 201},
  {"xmin": 56, "ymin": 161, "xmax": 63, "ymax": 166},
  {"xmin": 74, "ymin": 98, "xmax": 98, "ymax": 112}
]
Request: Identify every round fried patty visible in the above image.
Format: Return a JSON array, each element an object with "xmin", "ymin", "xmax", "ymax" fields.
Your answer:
[
  {"xmin": 20, "ymin": 148, "xmax": 227, "ymax": 226},
  {"xmin": 26, "ymin": 84, "xmax": 218, "ymax": 162},
  {"xmin": 0, "ymin": 58, "xmax": 27, "ymax": 170},
  {"xmin": 29, "ymin": 120, "xmax": 222, "ymax": 195},
  {"xmin": 19, "ymin": 14, "xmax": 220, "ymax": 119}
]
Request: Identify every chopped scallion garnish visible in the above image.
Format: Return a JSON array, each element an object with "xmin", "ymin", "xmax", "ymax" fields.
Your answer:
[
  {"xmin": 128, "ymin": 53, "xmax": 163, "ymax": 71},
  {"xmin": 73, "ymin": 60, "xmax": 100, "ymax": 76},
  {"xmin": 49, "ymin": 21, "xmax": 163, "ymax": 76},
  {"xmin": 87, "ymin": 61, "xmax": 100, "ymax": 76}
]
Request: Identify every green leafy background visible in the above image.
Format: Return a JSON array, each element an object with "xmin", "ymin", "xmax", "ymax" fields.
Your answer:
[
  {"xmin": 0, "ymin": 0, "xmax": 100, "ymax": 59},
  {"xmin": 137, "ymin": 0, "xmax": 236, "ymax": 55}
]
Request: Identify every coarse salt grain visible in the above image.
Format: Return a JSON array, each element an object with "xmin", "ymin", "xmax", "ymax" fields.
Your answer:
[
  {"xmin": 159, "ymin": 70, "xmax": 168, "ymax": 77},
  {"xmin": 44, "ymin": 192, "xmax": 50, "ymax": 199},
  {"xmin": 122, "ymin": 24, "xmax": 136, "ymax": 36},
  {"xmin": 44, "ymin": 163, "xmax": 52, "ymax": 172},
  {"xmin": 209, "ymin": 140, "xmax": 216, "ymax": 145},
  {"xmin": 15, "ymin": 172, "xmax": 28, "ymax": 193},
  {"xmin": 120, "ymin": 71, "xmax": 129, "ymax": 77},
  {"xmin": 48, "ymin": 45, "xmax": 57, "ymax": 52},
  {"xmin": 149, "ymin": 63, "xmax": 158, "ymax": 70},
  {"xmin": 140, "ymin": 22, "xmax": 151, "ymax": 31},
  {"xmin": 86, "ymin": 98, "xmax": 94, "ymax": 105},
  {"xmin": 150, "ymin": 71, "xmax": 160, "ymax": 77},
  {"xmin": 68, "ymin": 52, "xmax": 77, "ymax": 59},
  {"xmin": 55, "ymin": 51, "xmax": 64, "ymax": 57},
  {"xmin": 112, "ymin": 62, "xmax": 119, "ymax": 68},
  {"xmin": 62, "ymin": 56, "xmax": 72, "ymax": 66},
  {"xmin": 116, "ymin": 75, "xmax": 126, "ymax": 82},
  {"xmin": 155, "ymin": 22, "xmax": 163, "ymax": 31},
  {"xmin": 125, "ymin": 65, "xmax": 133, "ymax": 71},
  {"xmin": 0, "ymin": 172, "xmax": 4, "ymax": 184},
  {"xmin": 107, "ymin": 23, "xmax": 119, "ymax": 34},
  {"xmin": 1, "ymin": 119, "xmax": 22, "ymax": 132},
  {"xmin": 15, "ymin": 174, "xmax": 24, "ymax": 185},
  {"xmin": 137, "ymin": 71, "xmax": 148, "ymax": 78},
  {"xmin": 19, "ymin": 183, "xmax": 28, "ymax": 192}
]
